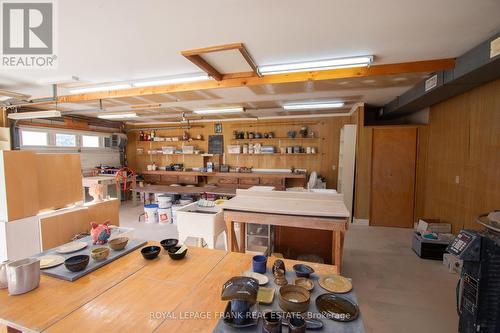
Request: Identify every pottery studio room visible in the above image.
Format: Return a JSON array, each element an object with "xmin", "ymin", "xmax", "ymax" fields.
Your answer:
[{"xmin": 0, "ymin": 1, "xmax": 499, "ymax": 333}]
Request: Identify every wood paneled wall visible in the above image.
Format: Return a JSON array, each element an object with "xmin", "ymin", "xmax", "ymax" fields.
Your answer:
[
  {"xmin": 127, "ymin": 114, "xmax": 358, "ymax": 188},
  {"xmin": 415, "ymin": 78, "xmax": 500, "ymax": 233}
]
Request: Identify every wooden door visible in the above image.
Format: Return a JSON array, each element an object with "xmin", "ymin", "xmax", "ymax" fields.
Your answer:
[{"xmin": 370, "ymin": 127, "xmax": 417, "ymax": 227}]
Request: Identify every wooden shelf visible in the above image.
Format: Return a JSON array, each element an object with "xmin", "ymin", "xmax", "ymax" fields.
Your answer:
[
  {"xmin": 229, "ymin": 137, "xmax": 319, "ymax": 142},
  {"xmin": 228, "ymin": 153, "xmax": 318, "ymax": 156},
  {"xmin": 137, "ymin": 139, "xmax": 204, "ymax": 144},
  {"xmin": 138, "ymin": 153, "xmax": 206, "ymax": 157}
]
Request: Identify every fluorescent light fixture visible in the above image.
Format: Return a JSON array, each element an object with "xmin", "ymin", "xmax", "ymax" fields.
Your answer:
[
  {"xmin": 193, "ymin": 107, "xmax": 244, "ymax": 115},
  {"xmin": 98, "ymin": 113, "xmax": 138, "ymax": 119},
  {"xmin": 8, "ymin": 110, "xmax": 61, "ymax": 120},
  {"xmin": 283, "ymin": 102, "xmax": 345, "ymax": 111},
  {"xmin": 258, "ymin": 56, "xmax": 373, "ymax": 75},
  {"xmin": 69, "ymin": 84, "xmax": 131, "ymax": 94},
  {"xmin": 132, "ymin": 74, "xmax": 210, "ymax": 87}
]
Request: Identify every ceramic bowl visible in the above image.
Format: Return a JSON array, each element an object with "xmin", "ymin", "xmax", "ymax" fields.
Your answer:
[
  {"xmin": 278, "ymin": 285, "xmax": 310, "ymax": 313},
  {"xmin": 293, "ymin": 264, "xmax": 315, "ymax": 278},
  {"xmin": 167, "ymin": 246, "xmax": 188, "ymax": 260},
  {"xmin": 141, "ymin": 246, "xmax": 161, "ymax": 260},
  {"xmin": 91, "ymin": 247, "xmax": 110, "ymax": 261},
  {"xmin": 293, "ymin": 277, "xmax": 314, "ymax": 291},
  {"xmin": 108, "ymin": 237, "xmax": 129, "ymax": 251},
  {"xmin": 64, "ymin": 255, "xmax": 89, "ymax": 272},
  {"xmin": 160, "ymin": 238, "xmax": 178, "ymax": 251}
]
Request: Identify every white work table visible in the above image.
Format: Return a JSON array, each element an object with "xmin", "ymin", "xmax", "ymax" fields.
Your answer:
[{"xmin": 221, "ymin": 189, "xmax": 350, "ymax": 272}]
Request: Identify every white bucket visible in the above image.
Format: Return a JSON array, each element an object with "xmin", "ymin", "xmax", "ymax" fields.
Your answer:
[
  {"xmin": 144, "ymin": 204, "xmax": 158, "ymax": 223},
  {"xmin": 158, "ymin": 195, "xmax": 172, "ymax": 209},
  {"xmin": 158, "ymin": 207, "xmax": 172, "ymax": 224}
]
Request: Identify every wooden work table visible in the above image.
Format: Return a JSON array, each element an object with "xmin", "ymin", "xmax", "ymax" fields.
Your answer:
[
  {"xmin": 0, "ymin": 246, "xmax": 354, "ymax": 333},
  {"xmin": 222, "ymin": 189, "xmax": 350, "ymax": 271},
  {"xmin": 141, "ymin": 170, "xmax": 306, "ymax": 190}
]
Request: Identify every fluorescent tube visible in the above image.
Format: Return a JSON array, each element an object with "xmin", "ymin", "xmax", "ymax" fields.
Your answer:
[
  {"xmin": 193, "ymin": 107, "xmax": 244, "ymax": 115},
  {"xmin": 258, "ymin": 56, "xmax": 373, "ymax": 75},
  {"xmin": 69, "ymin": 84, "xmax": 131, "ymax": 94},
  {"xmin": 98, "ymin": 113, "xmax": 138, "ymax": 119},
  {"xmin": 133, "ymin": 74, "xmax": 210, "ymax": 87},
  {"xmin": 283, "ymin": 102, "xmax": 345, "ymax": 110},
  {"xmin": 8, "ymin": 110, "xmax": 61, "ymax": 119}
]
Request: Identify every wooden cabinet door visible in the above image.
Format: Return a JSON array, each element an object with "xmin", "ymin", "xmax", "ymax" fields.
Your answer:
[{"xmin": 370, "ymin": 128, "xmax": 417, "ymax": 228}]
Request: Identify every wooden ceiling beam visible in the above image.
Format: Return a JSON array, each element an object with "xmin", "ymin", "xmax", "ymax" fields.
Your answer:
[{"xmin": 56, "ymin": 58, "xmax": 455, "ymax": 104}]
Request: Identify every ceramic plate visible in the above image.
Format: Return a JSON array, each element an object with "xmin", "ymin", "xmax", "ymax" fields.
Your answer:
[
  {"xmin": 39, "ymin": 255, "xmax": 65, "ymax": 269},
  {"xmin": 55, "ymin": 241, "xmax": 88, "ymax": 254},
  {"xmin": 316, "ymin": 293, "xmax": 359, "ymax": 322},
  {"xmin": 318, "ymin": 274, "xmax": 352, "ymax": 293},
  {"xmin": 242, "ymin": 271, "xmax": 269, "ymax": 285},
  {"xmin": 257, "ymin": 287, "xmax": 275, "ymax": 304}
]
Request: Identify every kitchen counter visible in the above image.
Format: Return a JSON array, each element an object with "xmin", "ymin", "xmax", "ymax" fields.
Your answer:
[{"xmin": 0, "ymin": 246, "xmax": 364, "ymax": 333}]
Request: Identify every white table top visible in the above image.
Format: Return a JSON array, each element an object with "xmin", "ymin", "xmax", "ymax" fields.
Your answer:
[{"xmin": 221, "ymin": 189, "xmax": 350, "ymax": 218}]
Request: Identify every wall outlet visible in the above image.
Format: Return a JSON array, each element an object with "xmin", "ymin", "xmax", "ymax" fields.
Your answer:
[{"xmin": 454, "ymin": 175, "xmax": 460, "ymax": 184}]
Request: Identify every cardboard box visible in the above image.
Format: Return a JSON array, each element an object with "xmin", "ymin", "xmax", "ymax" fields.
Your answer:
[{"xmin": 416, "ymin": 218, "xmax": 452, "ymax": 234}]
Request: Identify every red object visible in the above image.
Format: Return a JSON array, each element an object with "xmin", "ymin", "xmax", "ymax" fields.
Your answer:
[{"xmin": 114, "ymin": 167, "xmax": 136, "ymax": 197}]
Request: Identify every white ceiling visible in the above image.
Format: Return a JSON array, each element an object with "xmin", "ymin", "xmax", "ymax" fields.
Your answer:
[{"xmin": 1, "ymin": 0, "xmax": 499, "ymax": 118}]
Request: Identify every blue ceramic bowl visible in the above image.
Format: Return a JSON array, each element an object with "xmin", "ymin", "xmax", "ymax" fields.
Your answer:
[{"xmin": 293, "ymin": 264, "xmax": 315, "ymax": 278}]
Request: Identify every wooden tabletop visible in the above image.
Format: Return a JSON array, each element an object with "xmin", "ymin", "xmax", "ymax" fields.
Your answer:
[
  {"xmin": 222, "ymin": 189, "xmax": 350, "ymax": 218},
  {"xmin": 0, "ymin": 246, "xmax": 340, "ymax": 333}
]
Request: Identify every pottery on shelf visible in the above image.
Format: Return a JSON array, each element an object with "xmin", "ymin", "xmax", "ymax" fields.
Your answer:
[
  {"xmin": 64, "ymin": 255, "xmax": 90, "ymax": 272},
  {"xmin": 88, "ymin": 183, "xmax": 104, "ymax": 202},
  {"xmin": 141, "ymin": 246, "xmax": 161, "ymax": 260},
  {"xmin": 108, "ymin": 237, "xmax": 128, "ymax": 251},
  {"xmin": 90, "ymin": 220, "xmax": 111, "ymax": 245},
  {"xmin": 91, "ymin": 247, "xmax": 110, "ymax": 261}
]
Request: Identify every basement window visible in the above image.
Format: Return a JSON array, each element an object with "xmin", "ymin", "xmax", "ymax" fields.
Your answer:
[
  {"xmin": 82, "ymin": 135, "xmax": 100, "ymax": 148},
  {"xmin": 55, "ymin": 133, "xmax": 76, "ymax": 147},
  {"xmin": 21, "ymin": 130, "xmax": 48, "ymax": 146}
]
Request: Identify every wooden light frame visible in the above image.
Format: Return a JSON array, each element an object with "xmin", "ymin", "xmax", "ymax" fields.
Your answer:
[{"xmin": 181, "ymin": 43, "xmax": 260, "ymax": 81}]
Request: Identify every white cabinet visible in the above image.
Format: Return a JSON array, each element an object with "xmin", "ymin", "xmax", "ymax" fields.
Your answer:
[
  {"xmin": 337, "ymin": 125, "xmax": 357, "ymax": 222},
  {"xmin": 0, "ymin": 216, "xmax": 41, "ymax": 262}
]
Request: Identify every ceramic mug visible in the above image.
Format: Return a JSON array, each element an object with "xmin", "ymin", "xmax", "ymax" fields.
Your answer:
[
  {"xmin": 262, "ymin": 311, "xmax": 282, "ymax": 333},
  {"xmin": 252, "ymin": 255, "xmax": 267, "ymax": 274},
  {"xmin": 289, "ymin": 316, "xmax": 306, "ymax": 333},
  {"xmin": 230, "ymin": 299, "xmax": 250, "ymax": 325}
]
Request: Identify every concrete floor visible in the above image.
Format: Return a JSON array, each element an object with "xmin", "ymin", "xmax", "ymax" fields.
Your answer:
[{"xmin": 120, "ymin": 202, "xmax": 459, "ymax": 333}]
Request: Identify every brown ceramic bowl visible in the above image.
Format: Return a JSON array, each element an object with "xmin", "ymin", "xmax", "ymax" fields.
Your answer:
[
  {"xmin": 108, "ymin": 237, "xmax": 128, "ymax": 251},
  {"xmin": 278, "ymin": 285, "xmax": 310, "ymax": 313},
  {"xmin": 91, "ymin": 247, "xmax": 110, "ymax": 261},
  {"xmin": 293, "ymin": 277, "xmax": 314, "ymax": 291},
  {"xmin": 64, "ymin": 255, "xmax": 89, "ymax": 272}
]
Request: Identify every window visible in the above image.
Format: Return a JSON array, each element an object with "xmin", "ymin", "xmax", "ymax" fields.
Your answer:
[
  {"xmin": 82, "ymin": 135, "xmax": 100, "ymax": 148},
  {"xmin": 21, "ymin": 130, "xmax": 48, "ymax": 146},
  {"xmin": 55, "ymin": 133, "xmax": 76, "ymax": 147}
]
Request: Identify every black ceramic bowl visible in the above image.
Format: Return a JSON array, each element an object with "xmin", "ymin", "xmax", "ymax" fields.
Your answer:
[
  {"xmin": 293, "ymin": 264, "xmax": 315, "ymax": 278},
  {"xmin": 141, "ymin": 246, "xmax": 161, "ymax": 260},
  {"xmin": 160, "ymin": 238, "xmax": 179, "ymax": 251},
  {"xmin": 64, "ymin": 255, "xmax": 90, "ymax": 272},
  {"xmin": 167, "ymin": 246, "xmax": 188, "ymax": 260}
]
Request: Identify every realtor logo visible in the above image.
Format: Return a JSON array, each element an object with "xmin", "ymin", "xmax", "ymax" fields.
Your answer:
[{"xmin": 1, "ymin": 0, "xmax": 56, "ymax": 67}]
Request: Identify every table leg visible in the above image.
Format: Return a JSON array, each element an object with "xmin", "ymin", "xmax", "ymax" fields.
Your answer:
[
  {"xmin": 332, "ymin": 230, "xmax": 342, "ymax": 273},
  {"xmin": 239, "ymin": 223, "xmax": 246, "ymax": 254},
  {"xmin": 7, "ymin": 326, "xmax": 22, "ymax": 333},
  {"xmin": 225, "ymin": 217, "xmax": 237, "ymax": 252}
]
